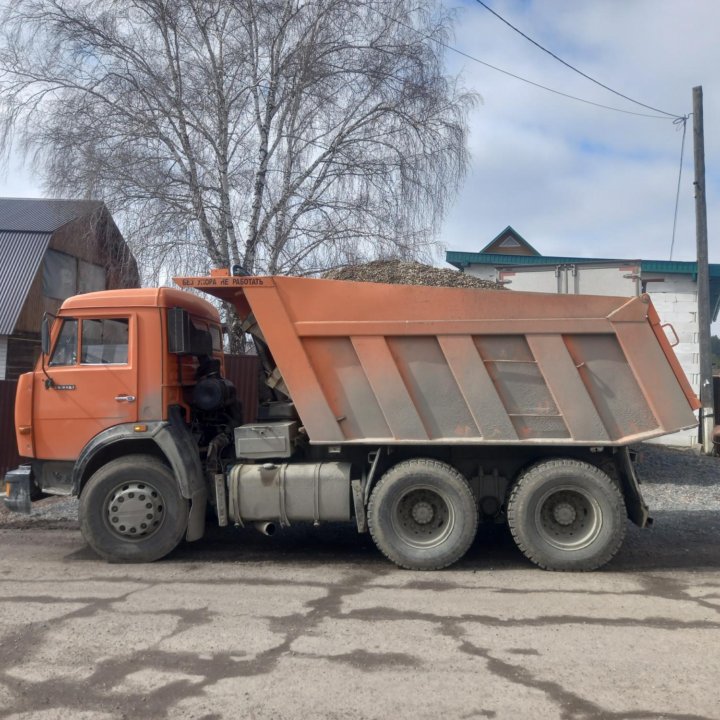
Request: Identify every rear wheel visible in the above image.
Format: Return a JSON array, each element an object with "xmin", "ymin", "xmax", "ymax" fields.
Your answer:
[
  {"xmin": 507, "ymin": 458, "xmax": 626, "ymax": 571},
  {"xmin": 80, "ymin": 455, "xmax": 188, "ymax": 563},
  {"xmin": 368, "ymin": 459, "xmax": 477, "ymax": 570}
]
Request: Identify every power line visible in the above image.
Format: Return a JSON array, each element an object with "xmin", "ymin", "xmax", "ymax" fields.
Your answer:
[
  {"xmin": 431, "ymin": 39, "xmax": 671, "ymax": 119},
  {"xmin": 366, "ymin": 5, "xmax": 673, "ymax": 119},
  {"xmin": 669, "ymin": 115, "xmax": 689, "ymax": 260},
  {"xmin": 474, "ymin": 0, "xmax": 683, "ymax": 119}
]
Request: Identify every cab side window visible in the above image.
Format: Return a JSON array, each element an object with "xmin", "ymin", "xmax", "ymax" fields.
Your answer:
[
  {"xmin": 81, "ymin": 319, "xmax": 129, "ymax": 365},
  {"xmin": 49, "ymin": 319, "xmax": 78, "ymax": 366}
]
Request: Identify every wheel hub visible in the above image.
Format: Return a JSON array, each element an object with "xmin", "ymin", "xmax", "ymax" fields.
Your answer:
[
  {"xmin": 391, "ymin": 486, "xmax": 455, "ymax": 549},
  {"xmin": 552, "ymin": 501, "xmax": 577, "ymax": 526},
  {"xmin": 535, "ymin": 486, "xmax": 603, "ymax": 551},
  {"xmin": 105, "ymin": 482, "xmax": 164, "ymax": 538},
  {"xmin": 411, "ymin": 501, "xmax": 435, "ymax": 524}
]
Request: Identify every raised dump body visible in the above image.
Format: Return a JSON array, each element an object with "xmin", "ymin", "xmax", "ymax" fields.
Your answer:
[{"xmin": 177, "ymin": 274, "xmax": 698, "ymax": 447}]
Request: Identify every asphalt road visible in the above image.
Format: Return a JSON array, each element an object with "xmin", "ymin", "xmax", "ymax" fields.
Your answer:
[{"xmin": 1, "ymin": 495, "xmax": 720, "ymax": 720}]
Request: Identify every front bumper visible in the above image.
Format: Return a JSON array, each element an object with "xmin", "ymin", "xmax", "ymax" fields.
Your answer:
[{"xmin": 4, "ymin": 465, "xmax": 32, "ymax": 514}]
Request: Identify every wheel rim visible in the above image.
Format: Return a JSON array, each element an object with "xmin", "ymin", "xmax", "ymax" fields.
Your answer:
[
  {"xmin": 103, "ymin": 481, "xmax": 165, "ymax": 540},
  {"xmin": 534, "ymin": 484, "xmax": 603, "ymax": 551},
  {"xmin": 390, "ymin": 485, "xmax": 455, "ymax": 549}
]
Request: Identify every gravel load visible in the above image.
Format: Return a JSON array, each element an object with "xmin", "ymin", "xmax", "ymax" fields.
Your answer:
[{"xmin": 323, "ymin": 259, "xmax": 504, "ymax": 290}]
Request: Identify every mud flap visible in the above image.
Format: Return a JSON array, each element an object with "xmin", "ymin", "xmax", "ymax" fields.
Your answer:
[
  {"xmin": 351, "ymin": 479, "xmax": 367, "ymax": 533},
  {"xmin": 616, "ymin": 447, "xmax": 653, "ymax": 528},
  {"xmin": 157, "ymin": 406, "xmax": 207, "ymax": 542},
  {"xmin": 3, "ymin": 466, "xmax": 32, "ymax": 515},
  {"xmin": 186, "ymin": 488, "xmax": 208, "ymax": 542}
]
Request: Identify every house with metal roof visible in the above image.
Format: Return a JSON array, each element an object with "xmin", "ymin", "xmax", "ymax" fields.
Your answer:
[
  {"xmin": 0, "ymin": 198, "xmax": 139, "ymax": 380},
  {"xmin": 447, "ymin": 226, "xmax": 720, "ymax": 446}
]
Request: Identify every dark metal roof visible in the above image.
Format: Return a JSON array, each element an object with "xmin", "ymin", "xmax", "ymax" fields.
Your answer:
[
  {"xmin": 479, "ymin": 226, "xmax": 540, "ymax": 256},
  {"xmin": 0, "ymin": 231, "xmax": 50, "ymax": 334},
  {"xmin": 0, "ymin": 198, "xmax": 109, "ymax": 335},
  {"xmin": 0, "ymin": 198, "xmax": 103, "ymax": 233}
]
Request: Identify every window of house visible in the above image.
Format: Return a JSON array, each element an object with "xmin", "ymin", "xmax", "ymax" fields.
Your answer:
[
  {"xmin": 43, "ymin": 249, "xmax": 78, "ymax": 300},
  {"xmin": 78, "ymin": 260, "xmax": 106, "ymax": 294},
  {"xmin": 81, "ymin": 318, "xmax": 130, "ymax": 364},
  {"xmin": 49, "ymin": 319, "xmax": 78, "ymax": 366}
]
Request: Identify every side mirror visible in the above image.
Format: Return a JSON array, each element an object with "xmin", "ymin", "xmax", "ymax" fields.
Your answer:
[{"xmin": 41, "ymin": 315, "xmax": 52, "ymax": 355}]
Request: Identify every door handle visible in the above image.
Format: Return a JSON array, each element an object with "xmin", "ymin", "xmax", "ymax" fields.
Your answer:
[{"xmin": 115, "ymin": 394, "xmax": 136, "ymax": 403}]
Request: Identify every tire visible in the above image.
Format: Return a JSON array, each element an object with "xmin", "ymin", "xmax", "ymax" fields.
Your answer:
[
  {"xmin": 368, "ymin": 459, "xmax": 478, "ymax": 570},
  {"xmin": 507, "ymin": 458, "xmax": 626, "ymax": 571},
  {"xmin": 79, "ymin": 455, "xmax": 189, "ymax": 563}
]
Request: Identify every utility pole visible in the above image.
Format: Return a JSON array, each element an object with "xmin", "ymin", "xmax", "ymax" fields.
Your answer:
[{"xmin": 692, "ymin": 86, "xmax": 714, "ymax": 453}]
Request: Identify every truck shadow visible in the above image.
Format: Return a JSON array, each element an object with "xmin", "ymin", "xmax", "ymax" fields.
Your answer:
[{"xmin": 154, "ymin": 509, "xmax": 720, "ymax": 574}]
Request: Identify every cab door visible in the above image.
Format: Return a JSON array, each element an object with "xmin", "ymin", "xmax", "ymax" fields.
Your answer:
[{"xmin": 33, "ymin": 314, "xmax": 138, "ymax": 460}]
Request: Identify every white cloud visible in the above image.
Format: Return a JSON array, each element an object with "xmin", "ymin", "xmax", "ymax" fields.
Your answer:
[{"xmin": 442, "ymin": 0, "xmax": 720, "ymax": 263}]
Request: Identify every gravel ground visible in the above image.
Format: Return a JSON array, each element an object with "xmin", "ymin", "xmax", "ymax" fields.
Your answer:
[
  {"xmin": 0, "ymin": 492, "xmax": 78, "ymax": 529},
  {"xmin": 2, "ymin": 442, "xmax": 718, "ymax": 529},
  {"xmin": 635, "ymin": 442, "xmax": 720, "ymax": 510}
]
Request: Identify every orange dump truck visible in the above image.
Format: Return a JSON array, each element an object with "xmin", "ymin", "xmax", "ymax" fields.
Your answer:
[{"xmin": 4, "ymin": 270, "xmax": 699, "ymax": 571}]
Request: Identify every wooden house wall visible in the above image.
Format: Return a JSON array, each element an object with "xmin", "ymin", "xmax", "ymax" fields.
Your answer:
[{"xmin": 14, "ymin": 209, "xmax": 139, "ymax": 335}]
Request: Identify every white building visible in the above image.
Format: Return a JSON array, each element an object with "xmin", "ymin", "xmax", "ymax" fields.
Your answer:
[{"xmin": 446, "ymin": 226, "xmax": 720, "ymax": 447}]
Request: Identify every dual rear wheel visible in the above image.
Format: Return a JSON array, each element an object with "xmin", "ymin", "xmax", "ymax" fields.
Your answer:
[
  {"xmin": 368, "ymin": 459, "xmax": 478, "ymax": 571},
  {"xmin": 507, "ymin": 459, "xmax": 626, "ymax": 571},
  {"xmin": 368, "ymin": 457, "xmax": 626, "ymax": 571}
]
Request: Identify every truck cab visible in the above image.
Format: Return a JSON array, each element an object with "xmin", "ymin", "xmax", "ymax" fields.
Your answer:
[{"xmin": 7, "ymin": 287, "xmax": 235, "ymax": 558}]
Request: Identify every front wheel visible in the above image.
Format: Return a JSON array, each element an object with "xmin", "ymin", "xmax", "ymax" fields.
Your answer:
[
  {"xmin": 368, "ymin": 459, "xmax": 478, "ymax": 570},
  {"xmin": 79, "ymin": 455, "xmax": 188, "ymax": 563},
  {"xmin": 507, "ymin": 458, "xmax": 626, "ymax": 571}
]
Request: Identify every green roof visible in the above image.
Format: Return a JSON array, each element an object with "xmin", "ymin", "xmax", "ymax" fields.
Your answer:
[
  {"xmin": 445, "ymin": 251, "xmax": 720, "ymax": 320},
  {"xmin": 446, "ymin": 251, "xmax": 720, "ymax": 277}
]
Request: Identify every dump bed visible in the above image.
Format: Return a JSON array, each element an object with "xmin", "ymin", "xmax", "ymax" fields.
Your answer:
[{"xmin": 177, "ymin": 274, "xmax": 699, "ymax": 446}]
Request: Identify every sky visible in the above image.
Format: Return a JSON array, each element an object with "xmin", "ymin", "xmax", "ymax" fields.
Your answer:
[
  {"xmin": 0, "ymin": 0, "xmax": 718, "ymax": 268},
  {"xmin": 441, "ymin": 0, "xmax": 720, "ymax": 264}
]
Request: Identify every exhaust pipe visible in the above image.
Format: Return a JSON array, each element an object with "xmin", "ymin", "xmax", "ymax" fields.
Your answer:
[{"xmin": 254, "ymin": 521, "xmax": 276, "ymax": 536}]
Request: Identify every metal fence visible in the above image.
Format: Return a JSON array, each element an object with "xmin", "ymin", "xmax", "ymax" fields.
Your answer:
[
  {"xmin": 224, "ymin": 354, "xmax": 260, "ymax": 423},
  {"xmin": 0, "ymin": 380, "xmax": 20, "ymax": 479}
]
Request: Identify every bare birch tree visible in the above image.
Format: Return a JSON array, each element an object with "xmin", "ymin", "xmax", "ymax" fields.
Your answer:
[{"xmin": 0, "ymin": 0, "xmax": 474, "ymax": 339}]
